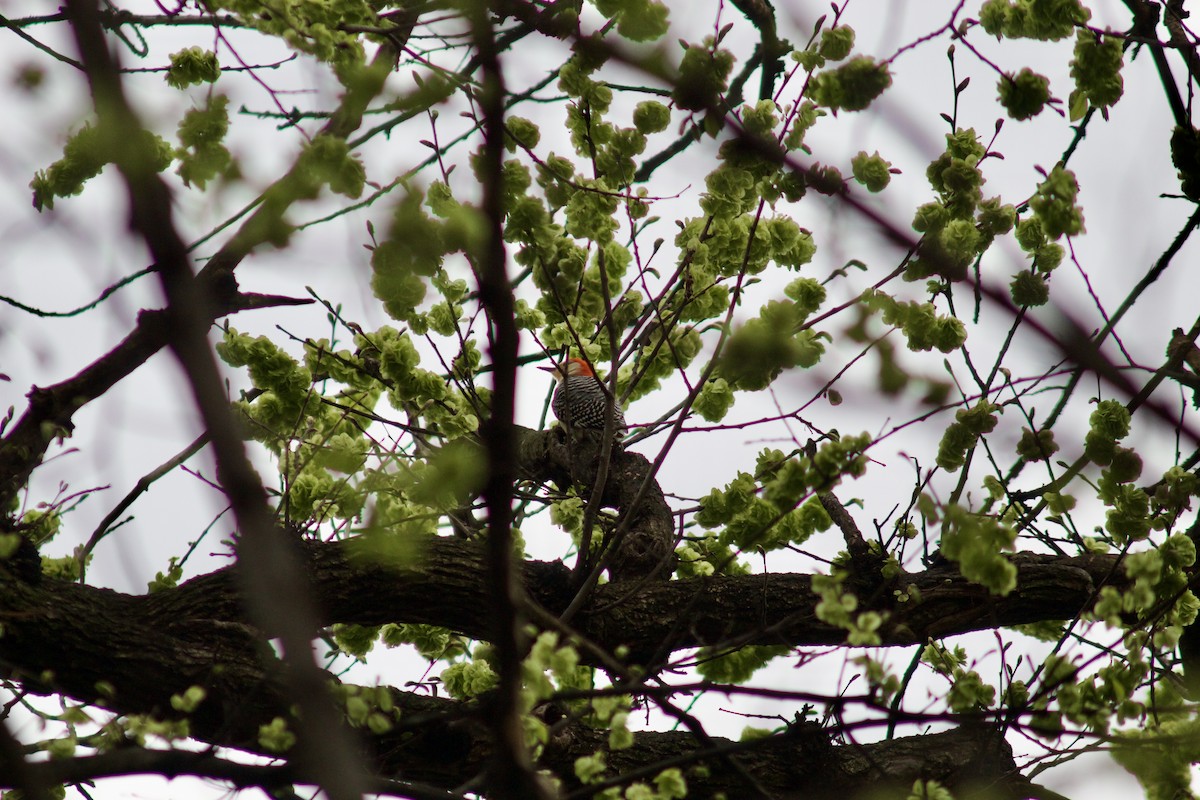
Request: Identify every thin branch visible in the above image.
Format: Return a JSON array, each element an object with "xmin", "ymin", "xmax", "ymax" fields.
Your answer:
[
  {"xmin": 466, "ymin": 3, "xmax": 545, "ymax": 797},
  {"xmin": 79, "ymin": 432, "xmax": 211, "ymax": 577}
]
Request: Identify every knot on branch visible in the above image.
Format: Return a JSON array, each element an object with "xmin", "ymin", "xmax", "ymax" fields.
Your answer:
[
  {"xmin": 817, "ymin": 491, "xmax": 901, "ymax": 608},
  {"xmin": 517, "ymin": 427, "xmax": 676, "ymax": 582}
]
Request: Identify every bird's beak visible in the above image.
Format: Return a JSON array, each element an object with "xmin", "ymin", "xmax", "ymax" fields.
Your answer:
[{"xmin": 537, "ymin": 364, "xmax": 556, "ymax": 373}]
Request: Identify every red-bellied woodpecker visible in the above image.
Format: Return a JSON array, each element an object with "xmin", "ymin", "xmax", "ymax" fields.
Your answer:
[{"xmin": 539, "ymin": 357, "xmax": 626, "ymax": 436}]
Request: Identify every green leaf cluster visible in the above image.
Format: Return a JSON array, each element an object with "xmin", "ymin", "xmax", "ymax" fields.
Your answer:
[
  {"xmin": 679, "ymin": 215, "xmax": 816, "ymax": 284},
  {"xmin": 575, "ymin": 751, "xmax": 607, "ymax": 785},
  {"xmin": 18, "ymin": 508, "xmax": 60, "ymax": 547},
  {"xmin": 31, "ymin": 124, "xmax": 172, "ymax": 211},
  {"xmin": 1101, "ymin": 482, "xmax": 1151, "ymax": 545},
  {"xmin": 148, "ymin": 557, "xmax": 183, "ymax": 593},
  {"xmin": 382, "ymin": 623, "xmax": 469, "ymax": 661},
  {"xmin": 1070, "ymin": 31, "xmax": 1124, "ymax": 116},
  {"xmin": 905, "ymin": 779, "xmax": 955, "ymax": 800},
  {"xmin": 165, "ymin": 47, "xmax": 220, "ymax": 89},
  {"xmin": 716, "ymin": 301, "xmax": 826, "ymax": 391},
  {"xmin": 1050, "ymin": 648, "xmax": 1149, "ymax": 734},
  {"xmin": 257, "ymin": 717, "xmax": 296, "ymax": 753},
  {"xmin": 519, "ymin": 632, "xmax": 592, "ymax": 731},
  {"xmin": 1094, "ymin": 536, "xmax": 1197, "ymax": 640},
  {"xmin": 936, "ymin": 502, "xmax": 1018, "ymax": 595},
  {"xmin": 907, "ymin": 132, "xmax": 1014, "ymax": 280},
  {"xmin": 203, "ymin": 0, "xmax": 374, "ymax": 68},
  {"xmin": 696, "ymin": 644, "xmax": 791, "ymax": 683},
  {"xmin": 219, "ymin": 327, "xmax": 327, "ymax": 420},
  {"xmin": 674, "ymin": 535, "xmax": 743, "ymax": 578},
  {"xmin": 441, "ymin": 659, "xmax": 500, "ymax": 700},
  {"xmin": 922, "ymin": 642, "xmax": 996, "ymax": 712},
  {"xmin": 998, "ymin": 68, "xmax": 1051, "ymax": 120},
  {"xmin": 504, "ymin": 116, "xmax": 540, "ymax": 152},
  {"xmin": 331, "ymin": 623, "xmax": 380, "ymax": 659},
  {"xmin": 370, "ymin": 188, "xmax": 456, "ymax": 322},
  {"xmin": 498, "ymin": 63, "xmax": 661, "ymax": 348},
  {"xmin": 819, "ymin": 27, "xmax": 855, "ymax": 61},
  {"xmin": 863, "ymin": 289, "xmax": 967, "ymax": 354},
  {"xmin": 1016, "ymin": 427, "xmax": 1058, "ymax": 461},
  {"xmin": 42, "ymin": 552, "xmax": 88, "ymax": 582},
  {"xmin": 673, "ymin": 37, "xmax": 735, "ymax": 112},
  {"xmin": 564, "ymin": 181, "xmax": 621, "ymax": 243},
  {"xmin": 124, "ymin": 713, "xmax": 191, "ymax": 744},
  {"xmin": 1083, "ymin": 399, "xmax": 1129, "ymax": 465},
  {"xmin": 1151, "ymin": 466, "xmax": 1200, "ymax": 523},
  {"xmin": 221, "ymin": 325, "xmax": 485, "ymax": 529},
  {"xmin": 978, "ymin": 0, "xmax": 1090, "ymax": 41},
  {"xmin": 701, "ymin": 159, "xmax": 776, "ymax": 220},
  {"xmin": 695, "ymin": 439, "xmax": 866, "ymax": 558},
  {"xmin": 333, "ymin": 684, "xmax": 399, "ymax": 735},
  {"xmin": 1029, "ymin": 165, "xmax": 1084, "ymax": 239},
  {"xmin": 935, "ymin": 400, "xmax": 999, "ymax": 472},
  {"xmin": 592, "ymin": 0, "xmax": 670, "ymax": 42},
  {"xmin": 633, "ymin": 101, "xmax": 672, "ymax": 134},
  {"xmin": 1009, "ymin": 269, "xmax": 1050, "ymax": 306},
  {"xmin": 854, "ymin": 655, "xmax": 901, "ymax": 703},
  {"xmin": 408, "ymin": 441, "xmax": 486, "ymax": 512},
  {"xmin": 296, "ymin": 134, "xmax": 366, "ymax": 199},
  {"xmin": 1113, "ymin": 715, "xmax": 1200, "ymax": 800},
  {"xmin": 782, "ymin": 101, "xmax": 824, "ymax": 153},
  {"xmin": 813, "ymin": 571, "xmax": 885, "ymax": 645},
  {"xmin": 694, "ymin": 377, "xmax": 735, "ymax": 422},
  {"xmin": 1013, "ymin": 216, "xmax": 1064, "ymax": 272},
  {"xmin": 218, "ymin": 328, "xmax": 312, "ymax": 416},
  {"xmin": 550, "ymin": 495, "xmax": 585, "ymax": 538},
  {"xmin": 0, "ymin": 533, "xmax": 22, "ymax": 561},
  {"xmin": 616, "ymin": 325, "xmax": 701, "ymax": 403},
  {"xmin": 170, "ymin": 685, "xmax": 207, "ymax": 714},
  {"xmin": 176, "ymin": 95, "xmax": 233, "ymax": 189},
  {"xmin": 850, "ymin": 150, "xmax": 893, "ymax": 192},
  {"xmin": 322, "ymin": 329, "xmax": 464, "ymax": 441},
  {"xmin": 810, "ymin": 56, "xmax": 891, "ymax": 112},
  {"xmin": 925, "ymin": 128, "xmax": 985, "ymax": 209}
]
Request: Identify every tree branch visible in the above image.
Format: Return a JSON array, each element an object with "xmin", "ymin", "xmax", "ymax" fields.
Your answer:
[
  {"xmin": 468, "ymin": 1, "xmax": 545, "ymax": 796},
  {"xmin": 0, "ymin": 530, "xmax": 1121, "ymax": 709},
  {"xmin": 0, "ymin": 412, "xmax": 1114, "ymax": 795}
]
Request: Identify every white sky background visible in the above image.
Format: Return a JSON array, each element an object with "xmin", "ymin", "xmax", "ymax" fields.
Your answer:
[{"xmin": 0, "ymin": 0, "xmax": 1196, "ymax": 797}]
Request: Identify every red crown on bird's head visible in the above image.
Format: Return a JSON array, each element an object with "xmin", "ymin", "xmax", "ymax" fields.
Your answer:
[{"xmin": 538, "ymin": 357, "xmax": 595, "ymax": 379}]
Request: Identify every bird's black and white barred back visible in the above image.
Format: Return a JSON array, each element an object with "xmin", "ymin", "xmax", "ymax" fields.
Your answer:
[{"xmin": 539, "ymin": 358, "xmax": 626, "ymax": 436}]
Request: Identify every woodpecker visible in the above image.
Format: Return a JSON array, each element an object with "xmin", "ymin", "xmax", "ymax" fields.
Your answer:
[{"xmin": 539, "ymin": 357, "xmax": 626, "ymax": 436}]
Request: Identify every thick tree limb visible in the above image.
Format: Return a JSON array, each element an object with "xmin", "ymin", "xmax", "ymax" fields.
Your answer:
[
  {"xmin": 0, "ymin": 530, "xmax": 1121, "ymax": 715},
  {"xmin": 0, "ymin": 410, "xmax": 1107, "ymax": 797},
  {"xmin": 0, "ymin": 547, "xmax": 1031, "ymax": 798},
  {"xmin": 0, "ymin": 538, "xmax": 1122, "ymax": 691},
  {"xmin": 518, "ymin": 428, "xmax": 676, "ymax": 582}
]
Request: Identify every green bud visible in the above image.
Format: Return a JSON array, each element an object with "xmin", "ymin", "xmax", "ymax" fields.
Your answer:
[
  {"xmin": 851, "ymin": 150, "xmax": 893, "ymax": 192},
  {"xmin": 810, "ymin": 56, "xmax": 891, "ymax": 112},
  {"xmin": 818, "ymin": 27, "xmax": 855, "ymax": 61},
  {"xmin": 166, "ymin": 47, "xmax": 220, "ymax": 89},
  {"xmin": 1010, "ymin": 269, "xmax": 1049, "ymax": 306}
]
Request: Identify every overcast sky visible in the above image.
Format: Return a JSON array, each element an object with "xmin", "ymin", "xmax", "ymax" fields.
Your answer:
[{"xmin": 0, "ymin": 1, "xmax": 1192, "ymax": 797}]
